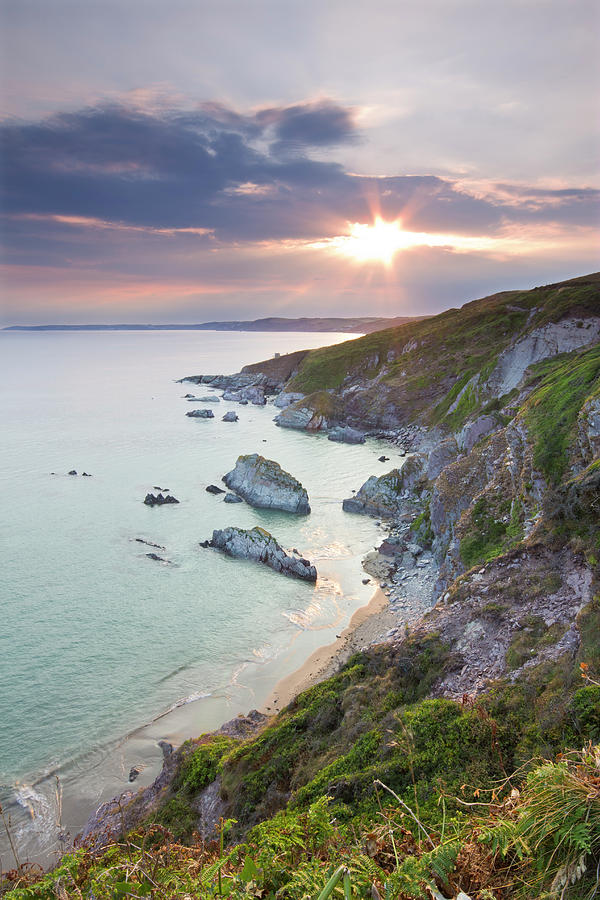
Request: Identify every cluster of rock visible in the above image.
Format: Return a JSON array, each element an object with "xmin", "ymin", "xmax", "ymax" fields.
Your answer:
[
  {"xmin": 203, "ymin": 526, "xmax": 317, "ymax": 581},
  {"xmin": 222, "ymin": 454, "xmax": 311, "ymax": 514},
  {"xmin": 144, "ymin": 493, "xmax": 179, "ymax": 506}
]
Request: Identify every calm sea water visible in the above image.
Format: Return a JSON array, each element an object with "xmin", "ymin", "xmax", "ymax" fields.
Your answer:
[{"xmin": 0, "ymin": 330, "xmax": 394, "ymax": 861}]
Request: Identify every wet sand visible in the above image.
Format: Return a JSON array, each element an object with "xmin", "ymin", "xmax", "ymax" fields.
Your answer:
[{"xmin": 261, "ymin": 586, "xmax": 395, "ymax": 713}]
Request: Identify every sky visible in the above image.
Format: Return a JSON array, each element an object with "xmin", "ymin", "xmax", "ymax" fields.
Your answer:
[{"xmin": 1, "ymin": 0, "xmax": 599, "ymax": 325}]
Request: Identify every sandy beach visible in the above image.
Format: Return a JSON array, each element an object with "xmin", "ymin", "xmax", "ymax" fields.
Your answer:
[{"xmin": 261, "ymin": 586, "xmax": 393, "ymax": 712}]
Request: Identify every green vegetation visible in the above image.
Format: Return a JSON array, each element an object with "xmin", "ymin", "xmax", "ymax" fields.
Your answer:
[
  {"xmin": 524, "ymin": 345, "xmax": 600, "ymax": 484},
  {"xmin": 282, "ymin": 276, "xmax": 600, "ymax": 433},
  {"xmin": 459, "ymin": 496, "xmax": 515, "ymax": 568}
]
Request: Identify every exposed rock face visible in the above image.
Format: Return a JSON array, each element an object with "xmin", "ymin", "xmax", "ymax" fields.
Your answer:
[
  {"xmin": 273, "ymin": 391, "xmax": 306, "ymax": 409},
  {"xmin": 343, "ymin": 455, "xmax": 427, "ymax": 517},
  {"xmin": 327, "ymin": 425, "xmax": 366, "ymax": 444},
  {"xmin": 222, "ymin": 387, "xmax": 266, "ymax": 405},
  {"xmin": 186, "ymin": 408, "xmax": 214, "ymax": 418},
  {"xmin": 274, "ymin": 398, "xmax": 328, "ymax": 431},
  {"xmin": 223, "ymin": 454, "xmax": 311, "ymax": 514},
  {"xmin": 427, "ymin": 437, "xmax": 459, "ymax": 480},
  {"xmin": 222, "ymin": 411, "xmax": 239, "ymax": 422},
  {"xmin": 486, "ymin": 317, "xmax": 600, "ymax": 396},
  {"xmin": 458, "ymin": 415, "xmax": 499, "ymax": 453},
  {"xmin": 144, "ymin": 493, "xmax": 179, "ymax": 506},
  {"xmin": 208, "ymin": 526, "xmax": 317, "ymax": 580}
]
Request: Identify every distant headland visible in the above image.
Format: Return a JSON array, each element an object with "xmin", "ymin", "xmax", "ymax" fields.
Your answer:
[{"xmin": 3, "ymin": 315, "xmax": 422, "ymax": 334}]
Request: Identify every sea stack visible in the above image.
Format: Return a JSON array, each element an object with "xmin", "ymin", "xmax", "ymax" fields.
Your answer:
[{"xmin": 222, "ymin": 453, "xmax": 310, "ymax": 513}]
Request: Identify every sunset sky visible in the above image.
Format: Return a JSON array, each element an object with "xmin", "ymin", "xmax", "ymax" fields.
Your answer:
[{"xmin": 1, "ymin": 0, "xmax": 599, "ymax": 325}]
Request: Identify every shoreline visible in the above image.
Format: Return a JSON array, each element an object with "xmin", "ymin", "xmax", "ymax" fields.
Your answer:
[{"xmin": 261, "ymin": 586, "xmax": 392, "ymax": 712}]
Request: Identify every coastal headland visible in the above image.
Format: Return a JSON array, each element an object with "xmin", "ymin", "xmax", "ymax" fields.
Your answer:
[{"xmin": 5, "ymin": 274, "xmax": 600, "ymax": 899}]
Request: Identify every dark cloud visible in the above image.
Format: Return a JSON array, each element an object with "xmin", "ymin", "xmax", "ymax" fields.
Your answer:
[{"xmin": 1, "ymin": 100, "xmax": 598, "ymax": 259}]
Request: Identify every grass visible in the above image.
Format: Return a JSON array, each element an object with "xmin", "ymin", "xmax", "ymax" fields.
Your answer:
[
  {"xmin": 280, "ymin": 277, "xmax": 600, "ymax": 433},
  {"xmin": 524, "ymin": 345, "xmax": 600, "ymax": 485}
]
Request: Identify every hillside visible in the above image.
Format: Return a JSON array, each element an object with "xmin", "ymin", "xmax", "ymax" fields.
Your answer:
[{"xmin": 4, "ymin": 275, "xmax": 600, "ymax": 900}]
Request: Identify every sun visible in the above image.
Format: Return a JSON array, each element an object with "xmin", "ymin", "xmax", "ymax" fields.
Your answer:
[{"xmin": 335, "ymin": 217, "xmax": 411, "ymax": 264}]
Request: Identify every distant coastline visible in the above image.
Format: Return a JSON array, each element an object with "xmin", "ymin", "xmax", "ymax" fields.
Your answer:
[{"xmin": 3, "ymin": 315, "xmax": 421, "ymax": 335}]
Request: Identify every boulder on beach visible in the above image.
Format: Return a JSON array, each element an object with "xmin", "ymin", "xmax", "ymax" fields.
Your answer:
[
  {"xmin": 327, "ymin": 425, "xmax": 366, "ymax": 444},
  {"xmin": 144, "ymin": 493, "xmax": 179, "ymax": 507},
  {"xmin": 186, "ymin": 408, "xmax": 215, "ymax": 418},
  {"xmin": 222, "ymin": 411, "xmax": 239, "ymax": 422},
  {"xmin": 222, "ymin": 454, "xmax": 310, "ymax": 514},
  {"xmin": 207, "ymin": 526, "xmax": 317, "ymax": 581},
  {"xmin": 342, "ymin": 456, "xmax": 427, "ymax": 517}
]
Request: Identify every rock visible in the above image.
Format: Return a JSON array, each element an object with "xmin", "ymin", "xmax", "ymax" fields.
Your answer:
[
  {"xmin": 207, "ymin": 526, "xmax": 317, "ymax": 581},
  {"xmin": 186, "ymin": 408, "xmax": 214, "ymax": 418},
  {"xmin": 135, "ymin": 538, "xmax": 165, "ymax": 549},
  {"xmin": 407, "ymin": 542, "xmax": 423, "ymax": 557},
  {"xmin": 378, "ymin": 455, "xmax": 389, "ymax": 462},
  {"xmin": 223, "ymin": 492, "xmax": 243, "ymax": 503},
  {"xmin": 485, "ymin": 316, "xmax": 600, "ymax": 396},
  {"xmin": 343, "ymin": 456, "xmax": 427, "ymax": 517},
  {"xmin": 206, "ymin": 484, "xmax": 226, "ymax": 495},
  {"xmin": 222, "ymin": 390, "xmax": 241, "ymax": 401},
  {"xmin": 222, "ymin": 411, "xmax": 239, "ymax": 422},
  {"xmin": 239, "ymin": 399, "xmax": 249, "ymax": 405},
  {"xmin": 273, "ymin": 391, "xmax": 306, "ymax": 409},
  {"xmin": 222, "ymin": 454, "xmax": 311, "ymax": 514},
  {"xmin": 458, "ymin": 415, "xmax": 498, "ymax": 453},
  {"xmin": 68, "ymin": 469, "xmax": 77, "ymax": 475},
  {"xmin": 153, "ymin": 486, "xmax": 169, "ymax": 492},
  {"xmin": 128, "ymin": 766, "xmax": 143, "ymax": 783},
  {"xmin": 427, "ymin": 437, "xmax": 459, "ymax": 480},
  {"xmin": 144, "ymin": 493, "xmax": 179, "ymax": 506},
  {"xmin": 186, "ymin": 396, "xmax": 220, "ymax": 402},
  {"xmin": 362, "ymin": 578, "xmax": 371, "ymax": 584},
  {"xmin": 274, "ymin": 398, "xmax": 328, "ymax": 431},
  {"xmin": 327, "ymin": 426, "xmax": 366, "ymax": 444},
  {"xmin": 146, "ymin": 553, "xmax": 167, "ymax": 562}
]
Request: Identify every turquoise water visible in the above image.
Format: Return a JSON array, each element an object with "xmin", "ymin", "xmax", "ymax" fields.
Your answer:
[{"xmin": 0, "ymin": 330, "xmax": 392, "ymax": 859}]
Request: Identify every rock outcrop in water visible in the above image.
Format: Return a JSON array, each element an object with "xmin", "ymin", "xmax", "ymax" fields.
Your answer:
[
  {"xmin": 222, "ymin": 411, "xmax": 239, "ymax": 422},
  {"xmin": 186, "ymin": 408, "xmax": 214, "ymax": 418},
  {"xmin": 206, "ymin": 526, "xmax": 317, "ymax": 581},
  {"xmin": 144, "ymin": 493, "xmax": 179, "ymax": 506},
  {"xmin": 222, "ymin": 454, "xmax": 310, "ymax": 514},
  {"xmin": 327, "ymin": 425, "xmax": 366, "ymax": 444}
]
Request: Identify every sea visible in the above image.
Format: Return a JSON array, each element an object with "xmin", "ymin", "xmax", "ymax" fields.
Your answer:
[{"xmin": 0, "ymin": 329, "xmax": 394, "ymax": 866}]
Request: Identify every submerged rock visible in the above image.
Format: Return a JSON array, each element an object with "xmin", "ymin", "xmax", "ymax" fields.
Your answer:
[
  {"xmin": 327, "ymin": 425, "xmax": 366, "ymax": 444},
  {"xmin": 207, "ymin": 526, "xmax": 317, "ymax": 581},
  {"xmin": 186, "ymin": 408, "xmax": 215, "ymax": 418},
  {"xmin": 144, "ymin": 493, "xmax": 179, "ymax": 507},
  {"xmin": 222, "ymin": 411, "xmax": 239, "ymax": 422},
  {"xmin": 222, "ymin": 454, "xmax": 311, "ymax": 514}
]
